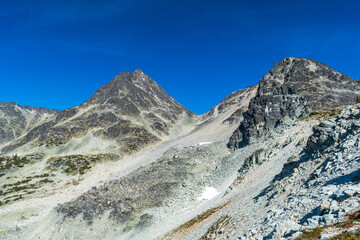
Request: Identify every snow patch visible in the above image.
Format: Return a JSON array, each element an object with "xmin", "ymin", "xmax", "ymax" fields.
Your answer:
[
  {"xmin": 197, "ymin": 187, "xmax": 220, "ymax": 201},
  {"xmin": 198, "ymin": 142, "xmax": 212, "ymax": 146}
]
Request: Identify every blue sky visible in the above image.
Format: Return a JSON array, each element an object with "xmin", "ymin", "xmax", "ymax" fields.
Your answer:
[{"xmin": 1, "ymin": 0, "xmax": 359, "ymax": 114}]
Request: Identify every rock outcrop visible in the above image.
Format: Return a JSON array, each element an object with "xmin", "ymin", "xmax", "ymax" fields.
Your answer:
[
  {"xmin": 240, "ymin": 105, "xmax": 360, "ymax": 239},
  {"xmin": 229, "ymin": 57, "xmax": 360, "ymax": 148}
]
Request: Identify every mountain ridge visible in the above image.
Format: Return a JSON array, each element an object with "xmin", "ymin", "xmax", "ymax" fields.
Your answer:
[
  {"xmin": 1, "ymin": 57, "xmax": 360, "ymax": 240},
  {"xmin": 0, "ymin": 69, "xmax": 194, "ymax": 155},
  {"xmin": 228, "ymin": 57, "xmax": 360, "ymax": 148}
]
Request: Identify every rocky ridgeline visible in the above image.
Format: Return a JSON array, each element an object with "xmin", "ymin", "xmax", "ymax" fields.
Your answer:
[
  {"xmin": 238, "ymin": 105, "xmax": 360, "ymax": 239},
  {"xmin": 229, "ymin": 57, "xmax": 360, "ymax": 148},
  {"xmin": 201, "ymin": 84, "xmax": 257, "ymax": 125},
  {"xmin": 0, "ymin": 102, "xmax": 58, "ymax": 145},
  {"xmin": 1, "ymin": 70, "xmax": 193, "ymax": 154}
]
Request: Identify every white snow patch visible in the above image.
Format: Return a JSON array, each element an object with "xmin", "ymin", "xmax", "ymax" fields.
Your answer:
[
  {"xmin": 198, "ymin": 142, "xmax": 212, "ymax": 146},
  {"xmin": 197, "ymin": 187, "xmax": 220, "ymax": 201}
]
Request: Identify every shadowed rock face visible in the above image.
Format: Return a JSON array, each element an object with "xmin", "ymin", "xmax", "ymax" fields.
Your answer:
[
  {"xmin": 229, "ymin": 57, "xmax": 360, "ymax": 148},
  {"xmin": 0, "ymin": 102, "xmax": 58, "ymax": 145},
  {"xmin": 1, "ymin": 70, "xmax": 193, "ymax": 153}
]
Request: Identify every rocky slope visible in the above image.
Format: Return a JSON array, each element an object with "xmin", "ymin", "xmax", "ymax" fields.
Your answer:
[
  {"xmin": 1, "ymin": 69, "xmax": 193, "ymax": 155},
  {"xmin": 1, "ymin": 57, "xmax": 360, "ymax": 240},
  {"xmin": 0, "ymin": 102, "xmax": 58, "ymax": 146},
  {"xmin": 199, "ymin": 105, "xmax": 360, "ymax": 240},
  {"xmin": 229, "ymin": 57, "xmax": 360, "ymax": 148}
]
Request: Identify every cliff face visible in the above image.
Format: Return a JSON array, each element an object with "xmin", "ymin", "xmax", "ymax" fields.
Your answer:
[{"xmin": 228, "ymin": 57, "xmax": 360, "ymax": 148}]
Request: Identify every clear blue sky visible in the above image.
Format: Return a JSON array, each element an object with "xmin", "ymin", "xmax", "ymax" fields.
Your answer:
[{"xmin": 1, "ymin": 0, "xmax": 359, "ymax": 114}]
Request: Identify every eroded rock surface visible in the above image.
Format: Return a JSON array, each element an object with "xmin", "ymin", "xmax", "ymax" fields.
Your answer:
[
  {"xmin": 1, "ymin": 69, "xmax": 193, "ymax": 154},
  {"xmin": 229, "ymin": 57, "xmax": 360, "ymax": 148},
  {"xmin": 0, "ymin": 102, "xmax": 58, "ymax": 145}
]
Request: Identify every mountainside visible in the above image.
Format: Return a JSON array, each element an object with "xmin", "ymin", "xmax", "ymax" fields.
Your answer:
[
  {"xmin": 1, "ymin": 69, "xmax": 193, "ymax": 155},
  {"xmin": 1, "ymin": 57, "xmax": 360, "ymax": 240},
  {"xmin": 229, "ymin": 57, "xmax": 360, "ymax": 148},
  {"xmin": 0, "ymin": 102, "xmax": 58, "ymax": 146}
]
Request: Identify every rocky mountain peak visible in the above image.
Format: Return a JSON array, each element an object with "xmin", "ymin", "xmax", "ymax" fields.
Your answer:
[
  {"xmin": 229, "ymin": 57, "xmax": 360, "ymax": 148},
  {"xmin": 133, "ymin": 68, "xmax": 145, "ymax": 74},
  {"xmin": 262, "ymin": 57, "xmax": 354, "ymax": 87},
  {"xmin": 84, "ymin": 70, "xmax": 189, "ymax": 115},
  {"xmin": 1, "ymin": 70, "xmax": 193, "ymax": 154}
]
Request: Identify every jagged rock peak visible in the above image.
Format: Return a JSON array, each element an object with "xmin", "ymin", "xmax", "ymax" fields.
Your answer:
[
  {"xmin": 84, "ymin": 69, "xmax": 191, "ymax": 115},
  {"xmin": 263, "ymin": 57, "xmax": 354, "ymax": 86},
  {"xmin": 228, "ymin": 57, "xmax": 360, "ymax": 149},
  {"xmin": 133, "ymin": 68, "xmax": 144, "ymax": 74}
]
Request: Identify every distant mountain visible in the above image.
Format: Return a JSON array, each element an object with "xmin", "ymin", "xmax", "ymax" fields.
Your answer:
[
  {"xmin": 0, "ymin": 102, "xmax": 58, "ymax": 145},
  {"xmin": 1, "ymin": 69, "xmax": 193, "ymax": 154}
]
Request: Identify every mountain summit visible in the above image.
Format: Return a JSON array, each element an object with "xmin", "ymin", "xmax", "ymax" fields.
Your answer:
[
  {"xmin": 85, "ymin": 69, "xmax": 192, "ymax": 119},
  {"xmin": 1, "ymin": 70, "xmax": 193, "ymax": 154},
  {"xmin": 229, "ymin": 57, "xmax": 360, "ymax": 148}
]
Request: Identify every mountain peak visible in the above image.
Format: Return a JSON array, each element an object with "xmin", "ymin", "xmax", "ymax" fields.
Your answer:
[
  {"xmin": 1, "ymin": 68, "xmax": 193, "ymax": 154},
  {"xmin": 229, "ymin": 57, "xmax": 360, "ymax": 148},
  {"xmin": 133, "ymin": 68, "xmax": 144, "ymax": 74},
  {"xmin": 262, "ymin": 57, "xmax": 354, "ymax": 88},
  {"xmin": 275, "ymin": 57, "xmax": 318, "ymax": 67},
  {"xmin": 85, "ymin": 69, "xmax": 188, "ymax": 114}
]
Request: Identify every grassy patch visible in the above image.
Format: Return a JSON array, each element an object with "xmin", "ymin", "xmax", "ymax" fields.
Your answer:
[
  {"xmin": 300, "ymin": 109, "xmax": 343, "ymax": 120},
  {"xmin": 27, "ymin": 173, "xmax": 50, "ymax": 179},
  {"xmin": 295, "ymin": 211, "xmax": 360, "ymax": 240},
  {"xmin": 201, "ymin": 215, "xmax": 233, "ymax": 239},
  {"xmin": 47, "ymin": 154, "xmax": 117, "ymax": 175},
  {"xmin": 46, "ymin": 155, "xmax": 101, "ymax": 175},
  {"xmin": 39, "ymin": 178, "xmax": 54, "ymax": 184},
  {"xmin": 0, "ymin": 173, "xmax": 55, "ymax": 205},
  {"xmin": 43, "ymin": 138, "xmax": 66, "ymax": 147},
  {"xmin": 160, "ymin": 200, "xmax": 233, "ymax": 240},
  {"xmin": 295, "ymin": 227, "xmax": 323, "ymax": 240},
  {"xmin": 328, "ymin": 230, "xmax": 360, "ymax": 240},
  {"xmin": 0, "ymin": 155, "xmax": 30, "ymax": 170}
]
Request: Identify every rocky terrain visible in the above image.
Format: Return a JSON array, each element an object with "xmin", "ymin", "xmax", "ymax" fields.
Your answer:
[
  {"xmin": 1, "ymin": 69, "xmax": 193, "ymax": 155},
  {"xmin": 1, "ymin": 57, "xmax": 360, "ymax": 239},
  {"xmin": 229, "ymin": 57, "xmax": 360, "ymax": 148},
  {"xmin": 0, "ymin": 103, "xmax": 58, "ymax": 146}
]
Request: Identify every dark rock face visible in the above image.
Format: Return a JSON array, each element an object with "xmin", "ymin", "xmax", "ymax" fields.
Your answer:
[
  {"xmin": 0, "ymin": 102, "xmax": 58, "ymax": 145},
  {"xmin": 1, "ymin": 69, "xmax": 193, "ymax": 153},
  {"xmin": 229, "ymin": 57, "xmax": 360, "ymax": 148}
]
